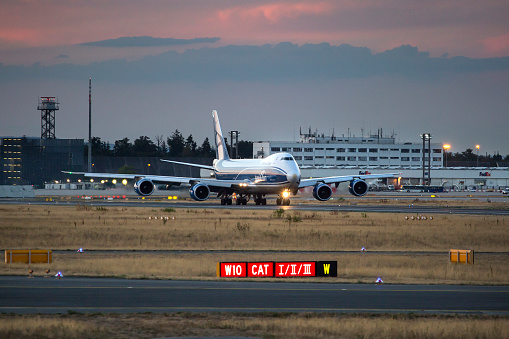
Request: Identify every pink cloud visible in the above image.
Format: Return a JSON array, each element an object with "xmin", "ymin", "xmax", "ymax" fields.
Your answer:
[
  {"xmin": 482, "ymin": 34, "xmax": 509, "ymax": 57},
  {"xmin": 217, "ymin": 2, "xmax": 332, "ymax": 24}
]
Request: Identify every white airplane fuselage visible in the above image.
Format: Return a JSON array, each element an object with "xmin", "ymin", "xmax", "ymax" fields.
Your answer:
[{"xmin": 214, "ymin": 152, "xmax": 301, "ymax": 194}]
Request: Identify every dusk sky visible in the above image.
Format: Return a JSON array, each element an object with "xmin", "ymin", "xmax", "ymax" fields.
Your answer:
[{"xmin": 1, "ymin": 0, "xmax": 508, "ymax": 154}]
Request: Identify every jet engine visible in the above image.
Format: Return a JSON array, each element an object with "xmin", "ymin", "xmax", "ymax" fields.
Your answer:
[
  {"xmin": 313, "ymin": 183, "xmax": 332, "ymax": 201},
  {"xmin": 134, "ymin": 178, "xmax": 155, "ymax": 196},
  {"xmin": 189, "ymin": 183, "xmax": 210, "ymax": 201},
  {"xmin": 349, "ymin": 179, "xmax": 368, "ymax": 196}
]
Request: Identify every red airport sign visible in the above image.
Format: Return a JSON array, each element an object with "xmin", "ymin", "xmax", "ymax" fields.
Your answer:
[
  {"xmin": 217, "ymin": 261, "xmax": 337, "ymax": 278},
  {"xmin": 248, "ymin": 262, "xmax": 274, "ymax": 277}
]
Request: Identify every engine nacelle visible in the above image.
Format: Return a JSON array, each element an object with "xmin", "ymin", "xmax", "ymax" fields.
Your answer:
[
  {"xmin": 313, "ymin": 183, "xmax": 332, "ymax": 201},
  {"xmin": 189, "ymin": 183, "xmax": 210, "ymax": 201},
  {"xmin": 349, "ymin": 179, "xmax": 368, "ymax": 196},
  {"xmin": 134, "ymin": 178, "xmax": 155, "ymax": 196}
]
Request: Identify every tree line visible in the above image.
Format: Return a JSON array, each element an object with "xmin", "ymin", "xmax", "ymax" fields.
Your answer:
[
  {"xmin": 86, "ymin": 130, "xmax": 253, "ymax": 158},
  {"xmin": 444, "ymin": 148, "xmax": 509, "ymax": 167}
]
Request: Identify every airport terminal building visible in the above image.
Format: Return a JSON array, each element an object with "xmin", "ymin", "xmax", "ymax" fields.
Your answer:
[
  {"xmin": 253, "ymin": 131, "xmax": 509, "ymax": 190},
  {"xmin": 253, "ymin": 131, "xmax": 443, "ymax": 169}
]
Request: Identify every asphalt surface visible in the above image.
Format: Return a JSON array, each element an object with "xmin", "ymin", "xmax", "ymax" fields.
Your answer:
[{"xmin": 1, "ymin": 276, "xmax": 507, "ymax": 315}]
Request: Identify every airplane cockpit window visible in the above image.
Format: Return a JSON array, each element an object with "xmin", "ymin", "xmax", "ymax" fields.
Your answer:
[{"xmin": 281, "ymin": 157, "xmax": 294, "ymax": 161}]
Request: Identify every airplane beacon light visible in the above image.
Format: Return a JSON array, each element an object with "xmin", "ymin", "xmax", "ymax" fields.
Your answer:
[
  {"xmin": 376, "ymin": 277, "xmax": 383, "ymax": 285},
  {"xmin": 77, "ymin": 248, "xmax": 83, "ymax": 253},
  {"xmin": 55, "ymin": 271, "xmax": 63, "ymax": 279}
]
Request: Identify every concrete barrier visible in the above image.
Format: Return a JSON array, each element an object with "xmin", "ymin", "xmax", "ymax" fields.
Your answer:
[
  {"xmin": 0, "ymin": 185, "xmax": 35, "ymax": 198},
  {"xmin": 449, "ymin": 249, "xmax": 474, "ymax": 264},
  {"xmin": 5, "ymin": 250, "xmax": 52, "ymax": 264}
]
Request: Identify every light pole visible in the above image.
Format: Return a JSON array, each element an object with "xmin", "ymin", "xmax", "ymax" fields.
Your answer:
[
  {"xmin": 476, "ymin": 145, "xmax": 480, "ymax": 167},
  {"xmin": 443, "ymin": 144, "xmax": 451, "ymax": 168}
]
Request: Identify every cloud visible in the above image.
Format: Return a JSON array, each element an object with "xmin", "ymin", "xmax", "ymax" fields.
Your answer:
[
  {"xmin": 217, "ymin": 2, "xmax": 332, "ymax": 23},
  {"xmin": 1, "ymin": 43, "xmax": 508, "ymax": 83},
  {"xmin": 79, "ymin": 36, "xmax": 220, "ymax": 47}
]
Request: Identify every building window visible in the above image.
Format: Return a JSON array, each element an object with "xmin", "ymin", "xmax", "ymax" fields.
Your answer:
[
  {"xmin": 315, "ymin": 156, "xmax": 324, "ymax": 159},
  {"xmin": 412, "ymin": 149, "xmax": 420, "ymax": 153},
  {"xmin": 358, "ymin": 157, "xmax": 367, "ymax": 161},
  {"xmin": 337, "ymin": 148, "xmax": 345, "ymax": 152},
  {"xmin": 326, "ymin": 156, "xmax": 334, "ymax": 159},
  {"xmin": 315, "ymin": 148, "xmax": 324, "ymax": 151},
  {"xmin": 390, "ymin": 148, "xmax": 398, "ymax": 151},
  {"xmin": 347, "ymin": 156, "xmax": 356, "ymax": 161},
  {"xmin": 412, "ymin": 157, "xmax": 420, "ymax": 161},
  {"xmin": 304, "ymin": 156, "xmax": 313, "ymax": 160},
  {"xmin": 402, "ymin": 157, "xmax": 410, "ymax": 161},
  {"xmin": 433, "ymin": 149, "xmax": 442, "ymax": 153},
  {"xmin": 359, "ymin": 148, "xmax": 367, "ymax": 153},
  {"xmin": 401, "ymin": 149, "xmax": 410, "ymax": 153},
  {"xmin": 281, "ymin": 147, "xmax": 289, "ymax": 152},
  {"xmin": 369, "ymin": 148, "xmax": 378, "ymax": 153},
  {"xmin": 294, "ymin": 156, "xmax": 302, "ymax": 160},
  {"xmin": 390, "ymin": 157, "xmax": 399, "ymax": 159},
  {"xmin": 304, "ymin": 148, "xmax": 313, "ymax": 152},
  {"xmin": 380, "ymin": 148, "xmax": 388, "ymax": 152},
  {"xmin": 293, "ymin": 148, "xmax": 302, "ymax": 152},
  {"xmin": 380, "ymin": 156, "xmax": 389, "ymax": 159},
  {"xmin": 433, "ymin": 157, "xmax": 441, "ymax": 161},
  {"xmin": 271, "ymin": 147, "xmax": 280, "ymax": 152},
  {"xmin": 326, "ymin": 148, "xmax": 334, "ymax": 151},
  {"xmin": 348, "ymin": 148, "xmax": 357, "ymax": 152},
  {"xmin": 369, "ymin": 157, "xmax": 378, "ymax": 161},
  {"xmin": 336, "ymin": 156, "xmax": 345, "ymax": 161}
]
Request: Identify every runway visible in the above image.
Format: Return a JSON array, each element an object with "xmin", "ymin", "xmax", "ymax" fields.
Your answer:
[
  {"xmin": 1, "ymin": 276, "xmax": 507, "ymax": 315},
  {"xmin": 2, "ymin": 197, "xmax": 509, "ymax": 215}
]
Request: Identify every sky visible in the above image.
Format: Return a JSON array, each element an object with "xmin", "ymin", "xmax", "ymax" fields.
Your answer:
[{"xmin": 1, "ymin": 0, "xmax": 508, "ymax": 155}]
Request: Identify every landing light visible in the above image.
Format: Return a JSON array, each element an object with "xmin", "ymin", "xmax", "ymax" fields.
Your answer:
[
  {"xmin": 122, "ymin": 179, "xmax": 128, "ymax": 185},
  {"xmin": 282, "ymin": 190, "xmax": 290, "ymax": 198},
  {"xmin": 112, "ymin": 179, "xmax": 117, "ymax": 184}
]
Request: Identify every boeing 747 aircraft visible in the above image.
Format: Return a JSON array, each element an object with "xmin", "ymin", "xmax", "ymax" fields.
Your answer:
[{"xmin": 65, "ymin": 110, "xmax": 399, "ymax": 205}]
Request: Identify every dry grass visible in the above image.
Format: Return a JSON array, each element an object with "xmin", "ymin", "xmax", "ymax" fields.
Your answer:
[
  {"xmin": 0, "ymin": 313, "xmax": 507, "ymax": 339},
  {"xmin": 1, "ymin": 205, "xmax": 508, "ymax": 284},
  {"xmin": 0, "ymin": 315, "xmax": 105, "ymax": 338},
  {"xmin": 0, "ymin": 205, "xmax": 507, "ymax": 252},
  {"xmin": 2, "ymin": 252, "xmax": 508, "ymax": 285}
]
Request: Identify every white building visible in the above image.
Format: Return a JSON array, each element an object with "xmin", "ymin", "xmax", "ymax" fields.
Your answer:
[
  {"xmin": 252, "ymin": 131, "xmax": 509, "ymax": 190},
  {"xmin": 253, "ymin": 131, "xmax": 443, "ymax": 169}
]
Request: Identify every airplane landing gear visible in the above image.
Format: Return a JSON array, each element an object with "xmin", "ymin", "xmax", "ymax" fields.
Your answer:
[
  {"xmin": 276, "ymin": 198, "xmax": 290, "ymax": 206},
  {"xmin": 220, "ymin": 197, "xmax": 232, "ymax": 205},
  {"xmin": 254, "ymin": 195, "xmax": 267, "ymax": 205}
]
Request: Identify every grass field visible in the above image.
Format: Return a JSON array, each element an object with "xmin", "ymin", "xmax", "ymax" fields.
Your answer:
[
  {"xmin": 1, "ymin": 203, "xmax": 508, "ymax": 337},
  {"xmin": 0, "ymin": 313, "xmax": 508, "ymax": 339},
  {"xmin": 1, "ymin": 205, "xmax": 508, "ymax": 284}
]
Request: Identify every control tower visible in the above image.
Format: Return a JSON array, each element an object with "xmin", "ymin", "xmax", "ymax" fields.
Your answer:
[{"xmin": 38, "ymin": 97, "xmax": 59, "ymax": 139}]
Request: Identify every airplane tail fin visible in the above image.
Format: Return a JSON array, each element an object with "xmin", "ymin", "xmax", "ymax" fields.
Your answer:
[{"xmin": 212, "ymin": 110, "xmax": 230, "ymax": 160}]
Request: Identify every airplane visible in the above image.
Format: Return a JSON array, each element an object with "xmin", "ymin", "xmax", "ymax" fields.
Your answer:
[{"xmin": 64, "ymin": 110, "xmax": 399, "ymax": 205}]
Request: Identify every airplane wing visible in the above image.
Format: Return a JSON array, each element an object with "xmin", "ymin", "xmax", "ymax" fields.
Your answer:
[
  {"xmin": 160, "ymin": 159, "xmax": 214, "ymax": 170},
  {"xmin": 299, "ymin": 173, "xmax": 400, "ymax": 188},
  {"xmin": 62, "ymin": 171, "xmax": 250, "ymax": 189}
]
